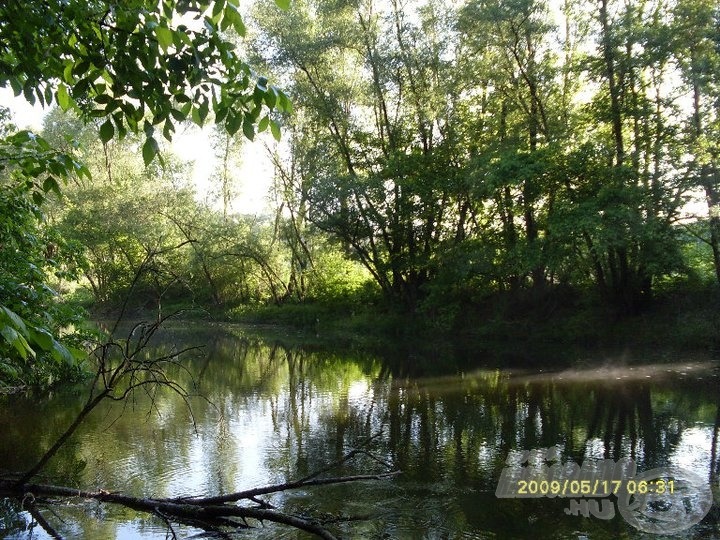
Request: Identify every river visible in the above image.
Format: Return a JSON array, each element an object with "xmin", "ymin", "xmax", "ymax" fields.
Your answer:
[{"xmin": 1, "ymin": 322, "xmax": 718, "ymax": 538}]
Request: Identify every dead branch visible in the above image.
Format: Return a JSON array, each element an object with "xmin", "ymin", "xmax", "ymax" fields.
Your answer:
[
  {"xmin": 15, "ymin": 312, "xmax": 203, "ymax": 487},
  {"xmin": 0, "ymin": 481, "xmax": 339, "ymax": 539},
  {"xmin": 1, "ymin": 444, "xmax": 400, "ymax": 540},
  {"xmin": 174, "ymin": 471, "xmax": 402, "ymax": 506}
]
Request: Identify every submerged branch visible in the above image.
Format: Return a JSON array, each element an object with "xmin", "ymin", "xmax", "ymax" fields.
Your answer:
[
  {"xmin": 175, "ymin": 470, "xmax": 402, "ymax": 506},
  {"xmin": 0, "ymin": 481, "xmax": 339, "ymax": 540},
  {"xmin": 3, "ymin": 425, "xmax": 398, "ymax": 539},
  {"xmin": 1, "ymin": 452, "xmax": 400, "ymax": 540}
]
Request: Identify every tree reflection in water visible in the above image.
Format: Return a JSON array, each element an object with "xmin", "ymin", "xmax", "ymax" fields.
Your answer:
[{"xmin": 0, "ymin": 324, "xmax": 717, "ymax": 538}]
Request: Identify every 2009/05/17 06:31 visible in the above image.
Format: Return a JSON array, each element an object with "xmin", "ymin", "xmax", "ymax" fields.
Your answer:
[{"xmin": 515, "ymin": 478, "xmax": 676, "ymax": 497}]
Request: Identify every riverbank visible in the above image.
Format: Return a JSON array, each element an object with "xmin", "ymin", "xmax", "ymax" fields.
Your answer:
[
  {"xmin": 222, "ymin": 285, "xmax": 720, "ymax": 353},
  {"xmin": 83, "ymin": 282, "xmax": 720, "ymax": 363}
]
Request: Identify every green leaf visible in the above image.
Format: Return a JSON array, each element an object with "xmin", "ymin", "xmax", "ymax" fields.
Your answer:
[
  {"xmin": 270, "ymin": 119, "xmax": 281, "ymax": 141},
  {"xmin": 274, "ymin": 0, "xmax": 291, "ymax": 9},
  {"xmin": 215, "ymin": 105, "xmax": 229, "ymax": 124},
  {"xmin": 144, "ymin": 121, "xmax": 155, "ymax": 137},
  {"xmin": 93, "ymin": 94, "xmax": 113, "ymax": 104},
  {"xmin": 0, "ymin": 362, "xmax": 20, "ymax": 379},
  {"xmin": 67, "ymin": 346, "xmax": 87, "ymax": 361},
  {"xmin": 242, "ymin": 118, "xmax": 255, "ymax": 140},
  {"xmin": 48, "ymin": 160, "xmax": 65, "ymax": 176},
  {"xmin": 100, "ymin": 119, "xmax": 114, "ymax": 143},
  {"xmin": 163, "ymin": 119, "xmax": 175, "ymax": 141},
  {"xmin": 258, "ymin": 115, "xmax": 270, "ymax": 133},
  {"xmin": 0, "ymin": 326, "xmax": 33, "ymax": 360},
  {"xmin": 44, "ymin": 85, "xmax": 53, "ymax": 107},
  {"xmin": 9, "ymin": 77, "xmax": 22, "ymax": 96},
  {"xmin": 155, "ymin": 26, "xmax": 174, "ymax": 51},
  {"xmin": 0, "ymin": 327, "xmax": 24, "ymax": 359},
  {"xmin": 43, "ymin": 176, "xmax": 62, "ymax": 196},
  {"xmin": 227, "ymin": 111, "xmax": 243, "ymax": 136},
  {"xmin": 49, "ymin": 341, "xmax": 74, "ymax": 365},
  {"xmin": 0, "ymin": 307, "xmax": 28, "ymax": 335},
  {"xmin": 191, "ymin": 105, "xmax": 201, "ymax": 126},
  {"xmin": 56, "ymin": 84, "xmax": 71, "ymax": 110},
  {"xmin": 36, "ymin": 136, "xmax": 51, "ymax": 152},
  {"xmin": 223, "ymin": 4, "xmax": 246, "ymax": 36},
  {"xmin": 212, "ymin": 0, "xmax": 226, "ymax": 18},
  {"xmin": 192, "ymin": 101, "xmax": 209, "ymax": 126},
  {"xmin": 62, "ymin": 62, "xmax": 74, "ymax": 84},
  {"xmin": 23, "ymin": 82, "xmax": 36, "ymax": 105},
  {"xmin": 263, "ymin": 88, "xmax": 277, "ymax": 109},
  {"xmin": 162, "ymin": 0, "xmax": 173, "ymax": 19},
  {"xmin": 73, "ymin": 59, "xmax": 90, "ymax": 78},
  {"xmin": 178, "ymin": 31, "xmax": 193, "ymax": 47},
  {"xmin": 277, "ymin": 91, "xmax": 293, "ymax": 113},
  {"xmin": 199, "ymin": 101, "xmax": 209, "ymax": 123},
  {"xmin": 170, "ymin": 108, "xmax": 186, "ymax": 122},
  {"xmin": 28, "ymin": 327, "xmax": 53, "ymax": 351},
  {"xmin": 142, "ymin": 136, "xmax": 160, "ymax": 165},
  {"xmin": 74, "ymin": 161, "xmax": 92, "ymax": 180}
]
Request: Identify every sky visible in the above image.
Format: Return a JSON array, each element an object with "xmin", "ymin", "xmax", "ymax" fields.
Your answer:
[{"xmin": 0, "ymin": 87, "xmax": 274, "ymax": 215}]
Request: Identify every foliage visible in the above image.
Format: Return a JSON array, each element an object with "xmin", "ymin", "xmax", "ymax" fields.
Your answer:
[
  {"xmin": 0, "ymin": 114, "xmax": 87, "ymax": 385},
  {"xmin": 0, "ymin": 0, "xmax": 291, "ymax": 159},
  {"xmin": 0, "ymin": 0, "xmax": 292, "ymax": 386},
  {"xmin": 250, "ymin": 0, "xmax": 720, "ymax": 321}
]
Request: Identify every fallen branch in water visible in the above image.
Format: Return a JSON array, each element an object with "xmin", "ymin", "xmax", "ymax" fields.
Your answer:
[
  {"xmin": 3, "ymin": 297, "xmax": 399, "ymax": 539},
  {"xmin": 1, "ymin": 440, "xmax": 400, "ymax": 540}
]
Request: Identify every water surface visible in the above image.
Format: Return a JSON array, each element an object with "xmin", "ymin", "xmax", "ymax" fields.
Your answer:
[{"xmin": 1, "ymin": 323, "xmax": 718, "ymax": 538}]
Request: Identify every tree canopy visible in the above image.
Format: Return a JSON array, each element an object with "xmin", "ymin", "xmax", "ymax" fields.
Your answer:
[{"xmin": 252, "ymin": 0, "xmax": 720, "ymax": 315}]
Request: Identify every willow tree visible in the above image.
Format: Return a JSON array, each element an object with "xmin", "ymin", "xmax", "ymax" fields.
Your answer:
[
  {"xmin": 554, "ymin": 0, "xmax": 688, "ymax": 312},
  {"xmin": 255, "ymin": 0, "xmax": 472, "ymax": 310},
  {"xmin": 458, "ymin": 0, "xmax": 568, "ymax": 291}
]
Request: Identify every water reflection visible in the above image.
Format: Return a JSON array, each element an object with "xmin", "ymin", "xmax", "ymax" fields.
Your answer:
[{"xmin": 0, "ymin": 324, "xmax": 718, "ymax": 538}]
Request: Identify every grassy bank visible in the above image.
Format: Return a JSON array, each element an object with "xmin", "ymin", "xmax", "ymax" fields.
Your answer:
[
  {"xmin": 224, "ymin": 285, "xmax": 720, "ymax": 353},
  {"xmin": 80, "ymin": 282, "xmax": 720, "ymax": 361}
]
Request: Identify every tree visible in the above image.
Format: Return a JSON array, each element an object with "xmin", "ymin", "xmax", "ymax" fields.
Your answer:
[
  {"xmin": 256, "ymin": 0, "xmax": 473, "ymax": 310},
  {"xmin": 210, "ymin": 126, "xmax": 244, "ymax": 220},
  {"xmin": 0, "ymin": 109, "xmax": 88, "ymax": 385},
  {"xmin": 0, "ymin": 0, "xmax": 291, "ymax": 384},
  {"xmin": 673, "ymin": 0, "xmax": 720, "ymax": 285},
  {"xmin": 459, "ymin": 0, "xmax": 564, "ymax": 291},
  {"xmin": 248, "ymin": 0, "xmax": 716, "ymax": 322},
  {"xmin": 578, "ymin": 0, "xmax": 690, "ymax": 312}
]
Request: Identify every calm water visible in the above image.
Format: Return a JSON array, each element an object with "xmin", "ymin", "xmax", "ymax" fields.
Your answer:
[{"xmin": 1, "ymin": 323, "xmax": 719, "ymax": 539}]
